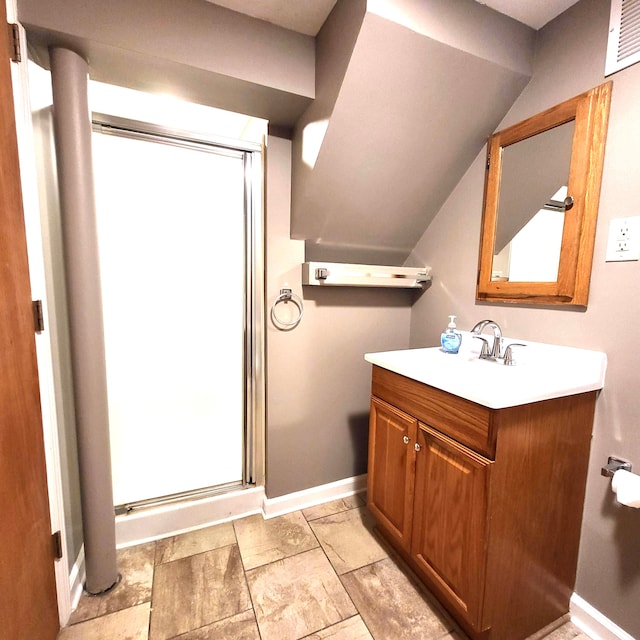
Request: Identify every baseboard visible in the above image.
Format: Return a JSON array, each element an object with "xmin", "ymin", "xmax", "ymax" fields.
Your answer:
[
  {"xmin": 115, "ymin": 486, "xmax": 265, "ymax": 547},
  {"xmin": 114, "ymin": 475, "xmax": 368, "ymax": 547},
  {"xmin": 262, "ymin": 474, "xmax": 367, "ymax": 519},
  {"xmin": 570, "ymin": 593, "xmax": 636, "ymax": 640}
]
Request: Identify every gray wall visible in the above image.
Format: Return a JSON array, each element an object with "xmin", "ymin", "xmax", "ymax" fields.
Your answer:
[
  {"xmin": 265, "ymin": 135, "xmax": 413, "ymax": 497},
  {"xmin": 408, "ymin": 0, "xmax": 640, "ymax": 636}
]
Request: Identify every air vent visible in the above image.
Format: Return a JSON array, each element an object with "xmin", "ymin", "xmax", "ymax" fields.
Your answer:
[{"xmin": 606, "ymin": 0, "xmax": 640, "ymax": 75}]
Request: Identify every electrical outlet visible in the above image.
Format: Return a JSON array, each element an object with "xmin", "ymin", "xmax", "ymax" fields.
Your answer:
[{"xmin": 605, "ymin": 217, "xmax": 640, "ymax": 262}]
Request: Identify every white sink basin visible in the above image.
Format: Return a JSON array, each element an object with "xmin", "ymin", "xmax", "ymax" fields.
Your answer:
[{"xmin": 365, "ymin": 333, "xmax": 607, "ymax": 409}]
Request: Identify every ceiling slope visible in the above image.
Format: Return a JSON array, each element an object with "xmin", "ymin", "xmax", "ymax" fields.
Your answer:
[{"xmin": 292, "ymin": 0, "xmax": 534, "ymax": 265}]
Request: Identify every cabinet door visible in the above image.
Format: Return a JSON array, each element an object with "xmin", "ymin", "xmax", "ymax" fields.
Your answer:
[
  {"xmin": 411, "ymin": 423, "xmax": 491, "ymax": 631},
  {"xmin": 367, "ymin": 397, "xmax": 417, "ymax": 551}
]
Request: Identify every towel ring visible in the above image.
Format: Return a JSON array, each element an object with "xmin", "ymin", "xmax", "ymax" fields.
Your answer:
[{"xmin": 271, "ymin": 288, "xmax": 303, "ymax": 330}]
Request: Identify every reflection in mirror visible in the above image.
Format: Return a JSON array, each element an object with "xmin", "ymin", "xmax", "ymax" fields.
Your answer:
[
  {"xmin": 476, "ymin": 81, "xmax": 612, "ymax": 308},
  {"xmin": 492, "ymin": 121, "xmax": 574, "ymax": 283}
]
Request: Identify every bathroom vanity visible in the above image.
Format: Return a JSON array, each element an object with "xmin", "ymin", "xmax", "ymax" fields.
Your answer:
[{"xmin": 365, "ymin": 344, "xmax": 606, "ymax": 640}]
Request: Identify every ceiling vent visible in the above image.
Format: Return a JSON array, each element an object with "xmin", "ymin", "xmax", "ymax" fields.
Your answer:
[{"xmin": 606, "ymin": 0, "xmax": 640, "ymax": 75}]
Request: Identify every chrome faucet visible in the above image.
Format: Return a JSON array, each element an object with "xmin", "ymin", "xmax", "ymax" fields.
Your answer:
[{"xmin": 470, "ymin": 319, "xmax": 503, "ymax": 359}]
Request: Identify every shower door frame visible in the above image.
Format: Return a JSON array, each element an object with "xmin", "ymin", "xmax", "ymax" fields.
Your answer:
[{"xmin": 92, "ymin": 113, "xmax": 265, "ymax": 510}]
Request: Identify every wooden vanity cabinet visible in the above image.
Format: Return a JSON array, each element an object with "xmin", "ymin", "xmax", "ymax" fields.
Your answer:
[
  {"xmin": 367, "ymin": 365, "xmax": 597, "ymax": 640},
  {"xmin": 367, "ymin": 397, "xmax": 417, "ymax": 551},
  {"xmin": 411, "ymin": 424, "xmax": 491, "ymax": 631}
]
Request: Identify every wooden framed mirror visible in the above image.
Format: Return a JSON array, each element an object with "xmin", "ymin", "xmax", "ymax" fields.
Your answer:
[{"xmin": 476, "ymin": 82, "xmax": 612, "ymax": 308}]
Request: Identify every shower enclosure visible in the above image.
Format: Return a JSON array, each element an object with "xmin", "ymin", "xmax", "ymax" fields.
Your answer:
[{"xmin": 91, "ymin": 115, "xmax": 263, "ymax": 512}]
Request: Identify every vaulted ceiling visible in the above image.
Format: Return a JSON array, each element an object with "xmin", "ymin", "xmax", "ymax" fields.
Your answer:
[
  {"xmin": 196, "ymin": 0, "xmax": 581, "ymax": 264},
  {"xmin": 18, "ymin": 0, "xmax": 581, "ymax": 265},
  {"xmin": 206, "ymin": 0, "xmax": 580, "ymax": 33}
]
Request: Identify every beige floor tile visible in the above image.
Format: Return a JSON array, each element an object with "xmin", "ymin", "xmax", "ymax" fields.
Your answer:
[
  {"xmin": 155, "ymin": 521, "xmax": 236, "ymax": 564},
  {"xmin": 300, "ymin": 615, "xmax": 373, "ymax": 639},
  {"xmin": 341, "ymin": 557, "xmax": 452, "ymax": 640},
  {"xmin": 69, "ymin": 542, "xmax": 155, "ymax": 624},
  {"xmin": 308, "ymin": 506, "xmax": 388, "ymax": 574},
  {"xmin": 149, "ymin": 544, "xmax": 250, "ymax": 640},
  {"xmin": 246, "ymin": 547, "xmax": 357, "ymax": 640},
  {"xmin": 302, "ymin": 495, "xmax": 365, "ymax": 522},
  {"xmin": 539, "ymin": 622, "xmax": 589, "ymax": 640},
  {"xmin": 234, "ymin": 511, "xmax": 319, "ymax": 570},
  {"xmin": 59, "ymin": 603, "xmax": 150, "ymax": 640},
  {"xmin": 172, "ymin": 610, "xmax": 260, "ymax": 639}
]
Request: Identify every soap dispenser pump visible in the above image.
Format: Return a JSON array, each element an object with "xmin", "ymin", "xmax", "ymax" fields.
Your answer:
[{"xmin": 441, "ymin": 315, "xmax": 462, "ymax": 354}]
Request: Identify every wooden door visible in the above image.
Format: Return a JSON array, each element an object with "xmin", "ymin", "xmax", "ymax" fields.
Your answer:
[
  {"xmin": 0, "ymin": 11, "xmax": 60, "ymax": 639},
  {"xmin": 367, "ymin": 397, "xmax": 417, "ymax": 551},
  {"xmin": 410, "ymin": 423, "xmax": 491, "ymax": 632}
]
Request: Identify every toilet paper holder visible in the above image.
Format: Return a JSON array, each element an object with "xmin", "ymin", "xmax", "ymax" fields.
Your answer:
[{"xmin": 601, "ymin": 456, "xmax": 633, "ymax": 477}]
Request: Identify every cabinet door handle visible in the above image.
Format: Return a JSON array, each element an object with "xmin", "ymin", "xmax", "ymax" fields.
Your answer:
[
  {"xmin": 414, "ymin": 443, "xmax": 421, "ymax": 452},
  {"xmin": 403, "ymin": 435, "xmax": 410, "ymax": 444}
]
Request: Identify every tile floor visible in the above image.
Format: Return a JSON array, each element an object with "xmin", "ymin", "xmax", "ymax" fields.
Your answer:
[{"xmin": 58, "ymin": 495, "xmax": 593, "ymax": 640}]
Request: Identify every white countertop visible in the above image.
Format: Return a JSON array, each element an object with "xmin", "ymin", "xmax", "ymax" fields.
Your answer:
[{"xmin": 365, "ymin": 334, "xmax": 607, "ymax": 409}]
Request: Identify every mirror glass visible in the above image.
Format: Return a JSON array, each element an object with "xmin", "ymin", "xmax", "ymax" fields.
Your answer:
[
  {"xmin": 476, "ymin": 82, "xmax": 612, "ymax": 308},
  {"xmin": 492, "ymin": 121, "xmax": 574, "ymax": 283}
]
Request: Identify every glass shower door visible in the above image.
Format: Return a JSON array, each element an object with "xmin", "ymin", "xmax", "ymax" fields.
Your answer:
[{"xmin": 92, "ymin": 127, "xmax": 246, "ymax": 507}]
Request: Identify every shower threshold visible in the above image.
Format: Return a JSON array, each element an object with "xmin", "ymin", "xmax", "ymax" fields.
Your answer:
[
  {"xmin": 114, "ymin": 483, "xmax": 266, "ymax": 547},
  {"xmin": 114, "ymin": 480, "xmax": 249, "ymax": 516}
]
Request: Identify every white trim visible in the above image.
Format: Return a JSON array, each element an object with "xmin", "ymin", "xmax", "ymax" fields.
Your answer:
[
  {"xmin": 262, "ymin": 474, "xmax": 367, "ymax": 519},
  {"xmin": 69, "ymin": 547, "xmax": 86, "ymax": 612},
  {"xmin": 115, "ymin": 486, "xmax": 266, "ymax": 548},
  {"xmin": 114, "ymin": 474, "xmax": 368, "ymax": 547},
  {"xmin": 570, "ymin": 593, "xmax": 636, "ymax": 640},
  {"xmin": 6, "ymin": 5, "xmax": 71, "ymax": 627}
]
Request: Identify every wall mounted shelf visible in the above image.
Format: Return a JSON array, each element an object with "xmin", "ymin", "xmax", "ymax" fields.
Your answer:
[{"xmin": 302, "ymin": 262, "xmax": 432, "ymax": 289}]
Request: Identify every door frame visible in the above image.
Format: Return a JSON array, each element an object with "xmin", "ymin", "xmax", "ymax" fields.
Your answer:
[{"xmin": 6, "ymin": 3, "xmax": 73, "ymax": 624}]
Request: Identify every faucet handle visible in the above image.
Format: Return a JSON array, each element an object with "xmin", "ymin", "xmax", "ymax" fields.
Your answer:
[
  {"xmin": 473, "ymin": 335, "xmax": 491, "ymax": 359},
  {"xmin": 503, "ymin": 343, "xmax": 526, "ymax": 366}
]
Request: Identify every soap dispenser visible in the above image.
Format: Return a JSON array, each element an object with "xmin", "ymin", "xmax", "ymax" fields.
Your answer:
[{"xmin": 441, "ymin": 315, "xmax": 462, "ymax": 354}]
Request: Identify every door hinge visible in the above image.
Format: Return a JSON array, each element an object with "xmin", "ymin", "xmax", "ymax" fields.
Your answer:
[
  {"xmin": 8, "ymin": 23, "xmax": 21, "ymax": 63},
  {"xmin": 33, "ymin": 300, "xmax": 45, "ymax": 334},
  {"xmin": 486, "ymin": 153, "xmax": 491, "ymax": 170},
  {"xmin": 52, "ymin": 530, "xmax": 63, "ymax": 560}
]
